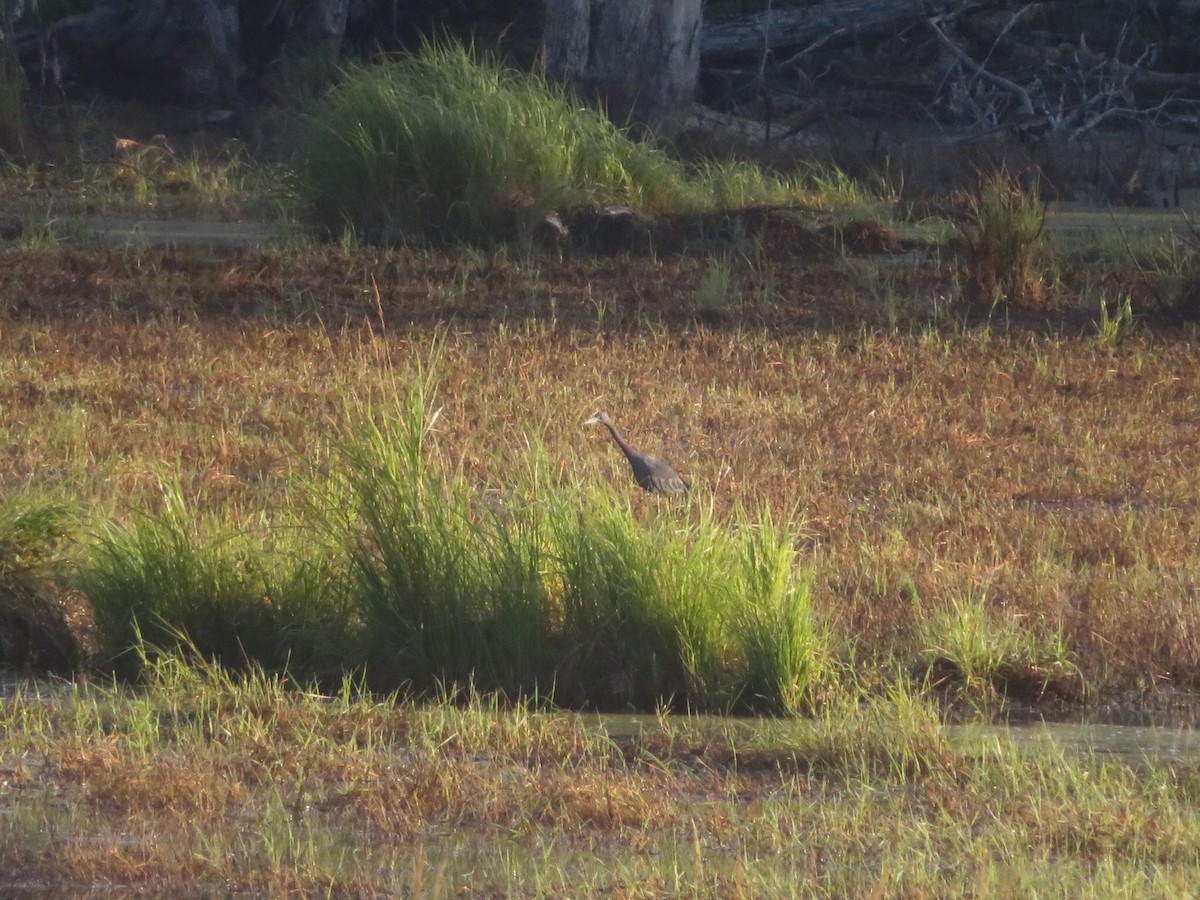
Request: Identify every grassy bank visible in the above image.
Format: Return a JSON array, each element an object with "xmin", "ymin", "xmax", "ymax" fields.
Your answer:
[
  {"xmin": 295, "ymin": 42, "xmax": 816, "ymax": 245},
  {"xmin": 2, "ymin": 661, "xmax": 1199, "ymax": 895}
]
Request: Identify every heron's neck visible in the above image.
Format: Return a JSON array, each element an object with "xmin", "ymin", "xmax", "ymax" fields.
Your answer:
[{"xmin": 604, "ymin": 421, "xmax": 638, "ymax": 461}]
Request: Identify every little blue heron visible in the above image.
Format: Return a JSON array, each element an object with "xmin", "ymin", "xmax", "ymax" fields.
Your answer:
[{"xmin": 583, "ymin": 411, "xmax": 689, "ymax": 495}]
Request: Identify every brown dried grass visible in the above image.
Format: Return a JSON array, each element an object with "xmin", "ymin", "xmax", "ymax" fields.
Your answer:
[{"xmin": 0, "ymin": 240, "xmax": 1197, "ymax": 691}]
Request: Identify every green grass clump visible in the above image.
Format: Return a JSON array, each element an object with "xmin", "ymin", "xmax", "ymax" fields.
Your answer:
[
  {"xmin": 548, "ymin": 494, "xmax": 824, "ymax": 714},
  {"xmin": 79, "ymin": 486, "xmax": 347, "ymax": 682},
  {"xmin": 316, "ymin": 376, "xmax": 823, "ymax": 713},
  {"xmin": 296, "ymin": 41, "xmax": 807, "ymax": 246},
  {"xmin": 0, "ymin": 498, "xmax": 83, "ymax": 671},
  {"xmin": 916, "ymin": 591, "xmax": 1077, "ymax": 702},
  {"xmin": 0, "ymin": 498, "xmax": 72, "ymax": 590},
  {"xmin": 959, "ymin": 168, "xmax": 1047, "ymax": 306},
  {"xmin": 75, "ymin": 364, "xmax": 823, "ymax": 712},
  {"xmin": 729, "ymin": 511, "xmax": 825, "ymax": 715},
  {"xmin": 1095, "ymin": 291, "xmax": 1135, "ymax": 343},
  {"xmin": 550, "ymin": 496, "xmax": 727, "ymax": 710},
  {"xmin": 110, "ymin": 137, "xmax": 254, "ymax": 214},
  {"xmin": 323, "ymin": 388, "xmax": 558, "ymax": 698}
]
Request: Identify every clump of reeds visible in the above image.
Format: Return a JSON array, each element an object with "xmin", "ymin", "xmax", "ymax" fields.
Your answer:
[
  {"xmin": 79, "ymin": 486, "xmax": 349, "ymax": 682},
  {"xmin": 316, "ymin": 371, "xmax": 825, "ymax": 713},
  {"xmin": 77, "ymin": 368, "xmax": 826, "ymax": 714},
  {"xmin": 295, "ymin": 40, "xmax": 811, "ymax": 246},
  {"xmin": 958, "ymin": 168, "xmax": 1047, "ymax": 307},
  {"xmin": 318, "ymin": 380, "xmax": 560, "ymax": 699},
  {"xmin": 0, "ymin": 498, "xmax": 85, "ymax": 672}
]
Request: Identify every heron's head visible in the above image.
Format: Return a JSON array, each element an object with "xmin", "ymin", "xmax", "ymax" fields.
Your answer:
[{"xmin": 583, "ymin": 411, "xmax": 610, "ymax": 426}]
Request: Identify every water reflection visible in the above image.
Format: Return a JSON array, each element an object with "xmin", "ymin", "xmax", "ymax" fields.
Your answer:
[{"xmin": 1000, "ymin": 691, "xmax": 1200, "ymax": 730}]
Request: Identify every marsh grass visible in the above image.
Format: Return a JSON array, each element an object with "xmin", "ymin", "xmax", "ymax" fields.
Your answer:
[
  {"xmin": 0, "ymin": 498, "xmax": 72, "ymax": 585},
  {"xmin": 297, "ymin": 41, "xmax": 673, "ymax": 244},
  {"xmin": 60, "ymin": 347, "xmax": 821, "ymax": 712},
  {"xmin": 13, "ymin": 217, "xmax": 76, "ymax": 250},
  {"xmin": 4, "ymin": 42, "xmax": 1200, "ymax": 897},
  {"xmin": 0, "ymin": 136, "xmax": 1196, "ymax": 703},
  {"xmin": 0, "ymin": 131, "xmax": 265, "ymax": 222},
  {"xmin": 1095, "ymin": 291, "xmax": 1135, "ymax": 342},
  {"xmin": 111, "ymin": 136, "xmax": 255, "ymax": 215},
  {"xmin": 2, "ymin": 312, "xmax": 1198, "ymax": 698},
  {"xmin": 4, "ymin": 657, "xmax": 1200, "ymax": 895},
  {"xmin": 0, "ymin": 497, "xmax": 85, "ymax": 670},
  {"xmin": 306, "ymin": 373, "xmax": 823, "ymax": 712},
  {"xmin": 79, "ymin": 484, "xmax": 347, "ymax": 682},
  {"xmin": 917, "ymin": 591, "xmax": 1077, "ymax": 700},
  {"xmin": 692, "ymin": 255, "xmax": 736, "ymax": 323},
  {"xmin": 323, "ymin": 384, "xmax": 561, "ymax": 698},
  {"xmin": 728, "ymin": 511, "xmax": 826, "ymax": 715},
  {"xmin": 296, "ymin": 41, "xmax": 816, "ymax": 246}
]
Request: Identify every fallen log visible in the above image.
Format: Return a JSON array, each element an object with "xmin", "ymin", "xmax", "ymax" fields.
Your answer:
[{"xmin": 700, "ymin": 0, "xmax": 950, "ymax": 65}]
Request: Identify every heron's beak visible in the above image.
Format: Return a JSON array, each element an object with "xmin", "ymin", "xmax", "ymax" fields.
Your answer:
[{"xmin": 583, "ymin": 413, "xmax": 602, "ymax": 426}]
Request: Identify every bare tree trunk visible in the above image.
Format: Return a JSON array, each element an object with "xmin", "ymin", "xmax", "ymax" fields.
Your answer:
[
  {"xmin": 21, "ymin": 0, "xmax": 241, "ymax": 107},
  {"xmin": 542, "ymin": 0, "xmax": 589, "ymax": 83},
  {"xmin": 17, "ymin": 0, "xmax": 353, "ymax": 108},
  {"xmin": 542, "ymin": 0, "xmax": 702, "ymax": 137}
]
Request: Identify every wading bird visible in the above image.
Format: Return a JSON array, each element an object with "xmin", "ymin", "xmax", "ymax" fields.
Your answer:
[{"xmin": 583, "ymin": 411, "xmax": 689, "ymax": 495}]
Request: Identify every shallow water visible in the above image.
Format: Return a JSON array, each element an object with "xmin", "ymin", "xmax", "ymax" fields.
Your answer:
[
  {"xmin": 590, "ymin": 700, "xmax": 1200, "ymax": 766},
  {"xmin": 949, "ymin": 721, "xmax": 1200, "ymax": 764},
  {"xmin": 7, "ymin": 674, "xmax": 1200, "ymax": 765}
]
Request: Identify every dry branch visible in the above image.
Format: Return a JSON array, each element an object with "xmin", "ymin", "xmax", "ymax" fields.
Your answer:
[{"xmin": 702, "ymin": 0, "xmax": 1200, "ymax": 143}]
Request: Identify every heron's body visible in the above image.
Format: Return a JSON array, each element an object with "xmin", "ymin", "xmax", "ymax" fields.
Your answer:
[{"xmin": 584, "ymin": 411, "xmax": 689, "ymax": 495}]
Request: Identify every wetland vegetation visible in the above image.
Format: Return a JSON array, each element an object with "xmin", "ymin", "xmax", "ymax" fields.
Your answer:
[{"xmin": 0, "ymin": 41, "xmax": 1199, "ymax": 896}]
